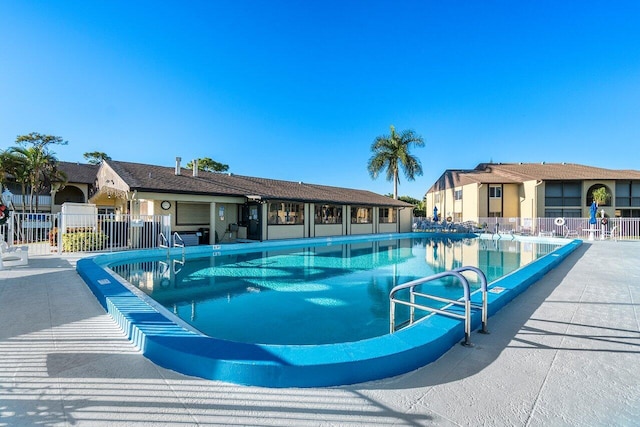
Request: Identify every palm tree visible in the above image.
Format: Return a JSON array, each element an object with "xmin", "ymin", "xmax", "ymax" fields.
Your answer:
[
  {"xmin": 367, "ymin": 125, "xmax": 425, "ymax": 199},
  {"xmin": 10, "ymin": 133, "xmax": 67, "ymax": 212}
]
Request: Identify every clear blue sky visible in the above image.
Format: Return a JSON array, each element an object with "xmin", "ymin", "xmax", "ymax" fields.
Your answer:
[{"xmin": 1, "ymin": 1, "xmax": 639, "ymax": 200}]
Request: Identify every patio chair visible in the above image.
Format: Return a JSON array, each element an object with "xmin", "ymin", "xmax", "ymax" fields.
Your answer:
[
  {"xmin": 603, "ymin": 225, "xmax": 618, "ymax": 241},
  {"xmin": 0, "ymin": 239, "xmax": 29, "ymax": 268},
  {"xmin": 563, "ymin": 224, "xmax": 580, "ymax": 238}
]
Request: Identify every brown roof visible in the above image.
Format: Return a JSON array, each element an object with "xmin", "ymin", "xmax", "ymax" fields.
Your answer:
[
  {"xmin": 57, "ymin": 162, "xmax": 100, "ymax": 184},
  {"xmin": 104, "ymin": 160, "xmax": 412, "ymax": 207},
  {"xmin": 427, "ymin": 162, "xmax": 640, "ymax": 193}
]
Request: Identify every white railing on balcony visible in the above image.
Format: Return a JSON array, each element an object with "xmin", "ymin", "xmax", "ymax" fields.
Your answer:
[{"xmin": 5, "ymin": 194, "xmax": 52, "ymax": 208}]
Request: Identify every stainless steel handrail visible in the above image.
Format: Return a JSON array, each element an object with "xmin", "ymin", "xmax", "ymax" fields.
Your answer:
[
  {"xmin": 158, "ymin": 232, "xmax": 169, "ymax": 248},
  {"xmin": 453, "ymin": 266, "xmax": 489, "ymax": 334},
  {"xmin": 389, "ymin": 266, "xmax": 489, "ymax": 346},
  {"xmin": 173, "ymin": 232, "xmax": 185, "ymax": 247}
]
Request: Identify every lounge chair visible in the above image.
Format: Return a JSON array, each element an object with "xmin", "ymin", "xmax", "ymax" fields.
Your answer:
[
  {"xmin": 0, "ymin": 239, "xmax": 29, "ymax": 268},
  {"xmin": 603, "ymin": 225, "xmax": 618, "ymax": 241},
  {"xmin": 563, "ymin": 225, "xmax": 580, "ymax": 238}
]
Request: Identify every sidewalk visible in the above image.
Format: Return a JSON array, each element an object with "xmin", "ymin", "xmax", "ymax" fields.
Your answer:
[{"xmin": 1, "ymin": 241, "xmax": 639, "ymax": 426}]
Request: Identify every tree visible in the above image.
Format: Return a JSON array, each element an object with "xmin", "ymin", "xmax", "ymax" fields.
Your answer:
[
  {"xmin": 592, "ymin": 187, "xmax": 610, "ymax": 206},
  {"xmin": 10, "ymin": 133, "xmax": 67, "ymax": 212},
  {"xmin": 186, "ymin": 157, "xmax": 229, "ymax": 173},
  {"xmin": 386, "ymin": 194, "xmax": 426, "ymax": 216},
  {"xmin": 0, "ymin": 149, "xmax": 19, "ymax": 190},
  {"xmin": 83, "ymin": 151, "xmax": 112, "ymax": 165},
  {"xmin": 367, "ymin": 125, "xmax": 425, "ymax": 199}
]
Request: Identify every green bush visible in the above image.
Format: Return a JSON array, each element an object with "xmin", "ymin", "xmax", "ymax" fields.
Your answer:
[{"xmin": 62, "ymin": 231, "xmax": 108, "ymax": 252}]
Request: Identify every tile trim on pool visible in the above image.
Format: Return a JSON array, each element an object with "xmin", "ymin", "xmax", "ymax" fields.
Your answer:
[{"xmin": 76, "ymin": 233, "xmax": 582, "ymax": 388}]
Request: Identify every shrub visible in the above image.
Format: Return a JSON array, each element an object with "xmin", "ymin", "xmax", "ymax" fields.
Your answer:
[{"xmin": 62, "ymin": 231, "xmax": 108, "ymax": 252}]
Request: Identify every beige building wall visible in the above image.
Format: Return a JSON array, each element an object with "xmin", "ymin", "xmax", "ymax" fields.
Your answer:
[
  {"xmin": 584, "ymin": 179, "xmax": 616, "ymax": 218},
  {"xmin": 351, "ymin": 223, "xmax": 374, "ymax": 235},
  {"xmin": 477, "ymin": 184, "xmax": 489, "ymax": 218},
  {"xmin": 314, "ymin": 224, "xmax": 343, "ymax": 237},
  {"xmin": 519, "ymin": 180, "xmax": 540, "ymax": 219},
  {"xmin": 379, "ymin": 223, "xmax": 398, "ymax": 233},
  {"xmin": 503, "ymin": 184, "xmax": 520, "ymax": 218},
  {"xmin": 267, "ymin": 225, "xmax": 305, "ymax": 240},
  {"xmin": 462, "ymin": 183, "xmax": 479, "ymax": 222},
  {"xmin": 399, "ymin": 208, "xmax": 413, "ymax": 232},
  {"xmin": 439, "ymin": 187, "xmax": 454, "ymax": 220},
  {"xmin": 214, "ymin": 203, "xmax": 239, "ymax": 243}
]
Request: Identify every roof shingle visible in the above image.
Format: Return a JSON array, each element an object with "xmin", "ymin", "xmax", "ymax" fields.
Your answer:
[{"xmin": 104, "ymin": 160, "xmax": 412, "ymax": 207}]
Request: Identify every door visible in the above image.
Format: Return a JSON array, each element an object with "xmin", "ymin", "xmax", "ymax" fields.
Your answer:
[{"xmin": 243, "ymin": 202, "xmax": 262, "ymax": 241}]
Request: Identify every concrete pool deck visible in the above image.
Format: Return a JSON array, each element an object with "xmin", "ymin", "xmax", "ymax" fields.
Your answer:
[{"xmin": 1, "ymin": 241, "xmax": 639, "ymax": 426}]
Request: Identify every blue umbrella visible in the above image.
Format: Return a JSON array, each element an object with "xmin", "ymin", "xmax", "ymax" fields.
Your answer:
[
  {"xmin": 589, "ymin": 201, "xmax": 597, "ymax": 225},
  {"xmin": 433, "ymin": 206, "xmax": 439, "ymax": 222}
]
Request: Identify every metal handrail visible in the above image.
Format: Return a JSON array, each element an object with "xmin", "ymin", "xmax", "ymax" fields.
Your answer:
[
  {"xmin": 173, "ymin": 257, "xmax": 184, "ymax": 274},
  {"xmin": 389, "ymin": 266, "xmax": 489, "ymax": 346},
  {"xmin": 158, "ymin": 232, "xmax": 169, "ymax": 248},
  {"xmin": 173, "ymin": 232, "xmax": 185, "ymax": 247},
  {"xmin": 453, "ymin": 266, "xmax": 489, "ymax": 334}
]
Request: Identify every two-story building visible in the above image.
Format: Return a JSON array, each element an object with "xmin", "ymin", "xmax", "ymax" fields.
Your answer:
[{"xmin": 424, "ymin": 162, "xmax": 640, "ymax": 222}]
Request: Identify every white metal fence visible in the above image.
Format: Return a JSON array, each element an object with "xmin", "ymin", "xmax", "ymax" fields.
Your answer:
[
  {"xmin": 477, "ymin": 217, "xmax": 640, "ymax": 240},
  {"xmin": 412, "ymin": 216, "xmax": 640, "ymax": 241},
  {"xmin": 1, "ymin": 212, "xmax": 171, "ymax": 255}
]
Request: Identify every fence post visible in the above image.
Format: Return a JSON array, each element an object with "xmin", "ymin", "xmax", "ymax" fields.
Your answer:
[
  {"xmin": 56, "ymin": 213, "xmax": 62, "ymax": 254},
  {"xmin": 8, "ymin": 211, "xmax": 15, "ymax": 246}
]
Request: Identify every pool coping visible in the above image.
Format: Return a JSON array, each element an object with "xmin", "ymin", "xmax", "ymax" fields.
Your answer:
[{"xmin": 76, "ymin": 233, "xmax": 582, "ymax": 388}]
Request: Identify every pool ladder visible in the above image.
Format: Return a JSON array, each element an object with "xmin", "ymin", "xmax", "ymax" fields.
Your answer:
[
  {"xmin": 158, "ymin": 232, "xmax": 186, "ymax": 273},
  {"xmin": 389, "ymin": 266, "xmax": 489, "ymax": 346}
]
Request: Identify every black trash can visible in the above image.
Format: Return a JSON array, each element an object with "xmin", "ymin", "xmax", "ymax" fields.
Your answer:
[{"xmin": 198, "ymin": 227, "xmax": 210, "ymax": 244}]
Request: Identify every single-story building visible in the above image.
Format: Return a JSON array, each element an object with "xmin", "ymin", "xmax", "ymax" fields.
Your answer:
[{"xmin": 88, "ymin": 158, "xmax": 414, "ymax": 243}]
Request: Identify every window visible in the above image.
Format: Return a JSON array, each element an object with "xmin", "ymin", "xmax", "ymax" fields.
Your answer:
[
  {"xmin": 545, "ymin": 208, "xmax": 582, "ymax": 218},
  {"xmin": 616, "ymin": 181, "xmax": 640, "ymax": 207},
  {"xmin": 545, "ymin": 181, "xmax": 581, "ymax": 207},
  {"xmin": 315, "ymin": 205, "xmax": 342, "ymax": 224},
  {"xmin": 176, "ymin": 202, "xmax": 209, "ymax": 225},
  {"xmin": 454, "ymin": 189, "xmax": 463, "ymax": 201},
  {"xmin": 489, "ymin": 185, "xmax": 502, "ymax": 198},
  {"xmin": 618, "ymin": 209, "xmax": 640, "ymax": 217},
  {"xmin": 434, "ymin": 193, "xmax": 440, "ymax": 203},
  {"xmin": 267, "ymin": 201, "xmax": 304, "ymax": 225},
  {"xmin": 351, "ymin": 206, "xmax": 372, "ymax": 224},
  {"xmin": 379, "ymin": 207, "xmax": 397, "ymax": 223}
]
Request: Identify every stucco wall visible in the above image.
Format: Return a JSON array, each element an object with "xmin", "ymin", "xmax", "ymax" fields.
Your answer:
[
  {"xmin": 503, "ymin": 184, "xmax": 520, "ymax": 218},
  {"xmin": 462, "ymin": 183, "xmax": 479, "ymax": 221},
  {"xmin": 314, "ymin": 224, "xmax": 343, "ymax": 237},
  {"xmin": 399, "ymin": 208, "xmax": 413, "ymax": 232},
  {"xmin": 379, "ymin": 223, "xmax": 398, "ymax": 233},
  {"xmin": 267, "ymin": 225, "xmax": 305, "ymax": 240},
  {"xmin": 350, "ymin": 223, "xmax": 374, "ymax": 235}
]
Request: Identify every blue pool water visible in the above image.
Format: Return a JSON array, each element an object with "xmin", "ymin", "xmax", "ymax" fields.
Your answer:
[{"xmin": 109, "ymin": 236, "xmax": 560, "ymax": 345}]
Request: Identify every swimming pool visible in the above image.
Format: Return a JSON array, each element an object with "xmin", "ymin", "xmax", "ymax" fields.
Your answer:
[
  {"xmin": 77, "ymin": 232, "xmax": 581, "ymax": 387},
  {"xmin": 109, "ymin": 236, "xmax": 561, "ymax": 345}
]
